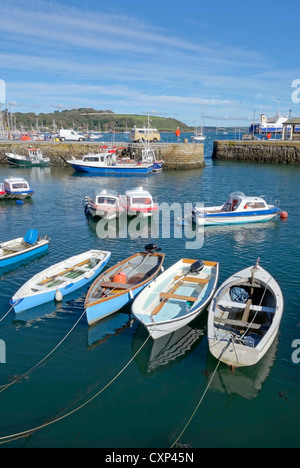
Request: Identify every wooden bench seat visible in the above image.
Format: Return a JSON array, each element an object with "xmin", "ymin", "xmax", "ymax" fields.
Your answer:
[
  {"xmin": 218, "ymin": 300, "xmax": 275, "ymax": 314},
  {"xmin": 160, "ymin": 292, "xmax": 197, "ymax": 302},
  {"xmin": 173, "ymin": 275, "xmax": 209, "ymax": 284},
  {"xmin": 214, "ymin": 316, "xmax": 262, "ymax": 330}
]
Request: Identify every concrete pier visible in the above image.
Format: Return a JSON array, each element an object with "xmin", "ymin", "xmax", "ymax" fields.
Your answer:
[
  {"xmin": 0, "ymin": 141, "xmax": 205, "ymax": 170},
  {"xmin": 212, "ymin": 140, "xmax": 300, "ymax": 165}
]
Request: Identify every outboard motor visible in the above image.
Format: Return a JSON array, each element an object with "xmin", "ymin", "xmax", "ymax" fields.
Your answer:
[
  {"xmin": 190, "ymin": 260, "xmax": 205, "ymax": 273},
  {"xmin": 144, "ymin": 244, "xmax": 161, "ymax": 253}
]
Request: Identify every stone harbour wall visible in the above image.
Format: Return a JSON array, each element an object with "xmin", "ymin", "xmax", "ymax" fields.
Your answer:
[
  {"xmin": 0, "ymin": 141, "xmax": 205, "ymax": 170},
  {"xmin": 212, "ymin": 140, "xmax": 300, "ymax": 165}
]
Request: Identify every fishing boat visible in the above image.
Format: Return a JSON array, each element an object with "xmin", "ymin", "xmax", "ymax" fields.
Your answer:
[
  {"xmin": 207, "ymin": 259, "xmax": 284, "ymax": 368},
  {"xmin": 10, "ymin": 250, "xmax": 111, "ymax": 313},
  {"xmin": 0, "ymin": 230, "xmax": 49, "ymax": 268},
  {"xmin": 190, "ymin": 192, "xmax": 281, "ymax": 226},
  {"xmin": 132, "ymin": 258, "xmax": 219, "ymax": 340},
  {"xmin": 2, "ymin": 177, "xmax": 34, "ymax": 199},
  {"xmin": 67, "ymin": 146, "xmax": 153, "ymax": 175},
  {"xmin": 120, "ymin": 187, "xmax": 159, "ymax": 217},
  {"xmin": 6, "ymin": 146, "xmax": 50, "ymax": 167},
  {"xmin": 84, "ymin": 188, "xmax": 125, "ymax": 219},
  {"xmin": 85, "ymin": 244, "xmax": 165, "ymax": 326}
]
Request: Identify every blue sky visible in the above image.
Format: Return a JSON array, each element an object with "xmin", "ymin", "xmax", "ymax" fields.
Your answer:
[{"xmin": 1, "ymin": 0, "xmax": 300, "ymax": 126}]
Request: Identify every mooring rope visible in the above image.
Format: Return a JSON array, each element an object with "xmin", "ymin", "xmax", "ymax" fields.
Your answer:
[
  {"xmin": 0, "ymin": 304, "xmax": 15, "ymax": 324},
  {"xmin": 0, "ymin": 333, "xmax": 151, "ymax": 443},
  {"xmin": 0, "ymin": 309, "xmax": 86, "ymax": 392},
  {"xmin": 170, "ymin": 342, "xmax": 229, "ymax": 448}
]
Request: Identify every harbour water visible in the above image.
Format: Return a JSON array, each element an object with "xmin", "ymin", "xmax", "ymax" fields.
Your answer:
[{"xmin": 0, "ymin": 131, "xmax": 299, "ymax": 448}]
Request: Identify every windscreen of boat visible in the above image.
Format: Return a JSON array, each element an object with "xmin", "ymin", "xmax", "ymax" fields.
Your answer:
[
  {"xmin": 97, "ymin": 197, "xmax": 118, "ymax": 205},
  {"xmin": 11, "ymin": 183, "xmax": 29, "ymax": 190},
  {"xmin": 132, "ymin": 197, "xmax": 152, "ymax": 205}
]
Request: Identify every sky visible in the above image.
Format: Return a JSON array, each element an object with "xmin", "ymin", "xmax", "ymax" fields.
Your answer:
[{"xmin": 1, "ymin": 0, "xmax": 300, "ymax": 127}]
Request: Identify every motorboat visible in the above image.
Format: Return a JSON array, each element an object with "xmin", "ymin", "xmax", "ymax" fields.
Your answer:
[
  {"xmin": 0, "ymin": 184, "xmax": 5, "ymax": 199},
  {"xmin": 85, "ymin": 244, "xmax": 165, "ymax": 326},
  {"xmin": 6, "ymin": 146, "xmax": 50, "ymax": 167},
  {"xmin": 84, "ymin": 188, "xmax": 125, "ymax": 219},
  {"xmin": 191, "ymin": 192, "xmax": 281, "ymax": 226},
  {"xmin": 207, "ymin": 259, "xmax": 284, "ymax": 368},
  {"xmin": 10, "ymin": 250, "xmax": 111, "ymax": 313},
  {"xmin": 120, "ymin": 187, "xmax": 159, "ymax": 217},
  {"xmin": 3, "ymin": 177, "xmax": 34, "ymax": 199},
  {"xmin": 0, "ymin": 230, "xmax": 49, "ymax": 268},
  {"xmin": 132, "ymin": 258, "xmax": 219, "ymax": 339},
  {"xmin": 67, "ymin": 146, "xmax": 153, "ymax": 175}
]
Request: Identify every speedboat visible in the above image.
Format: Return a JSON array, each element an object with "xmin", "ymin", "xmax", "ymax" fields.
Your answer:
[
  {"xmin": 120, "ymin": 187, "xmax": 159, "ymax": 217},
  {"xmin": 3, "ymin": 177, "xmax": 34, "ymax": 199},
  {"xmin": 6, "ymin": 146, "xmax": 50, "ymax": 167},
  {"xmin": 132, "ymin": 258, "xmax": 219, "ymax": 340},
  {"xmin": 207, "ymin": 259, "xmax": 284, "ymax": 368},
  {"xmin": 191, "ymin": 192, "xmax": 281, "ymax": 226},
  {"xmin": 10, "ymin": 250, "xmax": 111, "ymax": 313},
  {"xmin": 84, "ymin": 188, "xmax": 125, "ymax": 219},
  {"xmin": 85, "ymin": 244, "xmax": 165, "ymax": 326}
]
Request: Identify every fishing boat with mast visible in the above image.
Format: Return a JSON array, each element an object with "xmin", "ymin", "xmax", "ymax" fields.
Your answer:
[{"xmin": 6, "ymin": 146, "xmax": 50, "ymax": 167}]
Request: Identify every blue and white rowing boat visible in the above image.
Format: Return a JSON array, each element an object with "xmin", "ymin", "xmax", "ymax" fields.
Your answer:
[
  {"xmin": 191, "ymin": 192, "xmax": 281, "ymax": 226},
  {"xmin": 85, "ymin": 244, "xmax": 165, "ymax": 326},
  {"xmin": 10, "ymin": 250, "xmax": 111, "ymax": 313},
  {"xmin": 0, "ymin": 230, "xmax": 49, "ymax": 268}
]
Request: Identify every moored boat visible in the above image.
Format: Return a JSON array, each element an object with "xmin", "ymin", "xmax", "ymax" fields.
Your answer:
[
  {"xmin": 132, "ymin": 258, "xmax": 219, "ymax": 339},
  {"xmin": 207, "ymin": 260, "xmax": 284, "ymax": 368},
  {"xmin": 0, "ymin": 230, "xmax": 49, "ymax": 268},
  {"xmin": 0, "ymin": 184, "xmax": 5, "ymax": 198},
  {"xmin": 85, "ymin": 244, "xmax": 165, "ymax": 326},
  {"xmin": 2, "ymin": 177, "xmax": 34, "ymax": 199},
  {"xmin": 6, "ymin": 146, "xmax": 50, "ymax": 167},
  {"xmin": 84, "ymin": 188, "xmax": 125, "ymax": 219},
  {"xmin": 191, "ymin": 192, "xmax": 281, "ymax": 226},
  {"xmin": 10, "ymin": 250, "xmax": 111, "ymax": 313},
  {"xmin": 67, "ymin": 146, "xmax": 153, "ymax": 175},
  {"xmin": 120, "ymin": 187, "xmax": 159, "ymax": 217}
]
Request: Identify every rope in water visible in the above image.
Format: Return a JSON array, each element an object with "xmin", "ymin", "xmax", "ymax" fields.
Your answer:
[
  {"xmin": 0, "ymin": 333, "xmax": 151, "ymax": 443},
  {"xmin": 0, "ymin": 309, "xmax": 86, "ymax": 392}
]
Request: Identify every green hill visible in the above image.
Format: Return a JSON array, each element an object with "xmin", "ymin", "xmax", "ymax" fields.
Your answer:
[{"xmin": 11, "ymin": 108, "xmax": 193, "ymax": 132}]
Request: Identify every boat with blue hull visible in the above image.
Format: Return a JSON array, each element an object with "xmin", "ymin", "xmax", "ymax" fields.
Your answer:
[
  {"xmin": 11, "ymin": 250, "xmax": 111, "ymax": 313},
  {"xmin": 67, "ymin": 146, "xmax": 153, "ymax": 175},
  {"xmin": 85, "ymin": 244, "xmax": 165, "ymax": 326},
  {"xmin": 0, "ymin": 230, "xmax": 49, "ymax": 268},
  {"xmin": 2, "ymin": 177, "xmax": 34, "ymax": 199},
  {"xmin": 190, "ymin": 192, "xmax": 281, "ymax": 226}
]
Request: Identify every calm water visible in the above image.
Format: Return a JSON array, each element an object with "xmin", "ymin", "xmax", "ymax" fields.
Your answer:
[{"xmin": 0, "ymin": 131, "xmax": 299, "ymax": 448}]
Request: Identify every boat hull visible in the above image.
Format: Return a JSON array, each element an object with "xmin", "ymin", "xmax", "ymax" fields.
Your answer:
[
  {"xmin": 193, "ymin": 210, "xmax": 280, "ymax": 226},
  {"xmin": 0, "ymin": 242, "xmax": 49, "ymax": 268},
  {"xmin": 6, "ymin": 154, "xmax": 50, "ymax": 167},
  {"xmin": 68, "ymin": 162, "xmax": 153, "ymax": 175}
]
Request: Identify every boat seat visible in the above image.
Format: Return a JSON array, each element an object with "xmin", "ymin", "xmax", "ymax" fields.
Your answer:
[
  {"xmin": 100, "ymin": 280, "xmax": 133, "ymax": 290},
  {"xmin": 214, "ymin": 316, "xmax": 262, "ymax": 330},
  {"xmin": 173, "ymin": 275, "xmax": 210, "ymax": 284},
  {"xmin": 160, "ymin": 292, "xmax": 197, "ymax": 302},
  {"xmin": 218, "ymin": 300, "xmax": 275, "ymax": 313}
]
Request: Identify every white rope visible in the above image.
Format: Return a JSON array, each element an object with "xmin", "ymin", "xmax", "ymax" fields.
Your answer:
[
  {"xmin": 0, "ymin": 304, "xmax": 15, "ymax": 324},
  {"xmin": 0, "ymin": 333, "xmax": 151, "ymax": 443}
]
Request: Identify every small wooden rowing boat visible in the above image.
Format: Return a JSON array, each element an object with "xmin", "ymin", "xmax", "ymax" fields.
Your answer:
[
  {"xmin": 85, "ymin": 244, "xmax": 165, "ymax": 326},
  {"xmin": 0, "ymin": 230, "xmax": 49, "ymax": 268},
  {"xmin": 11, "ymin": 250, "xmax": 111, "ymax": 313},
  {"xmin": 207, "ymin": 259, "xmax": 284, "ymax": 368},
  {"xmin": 132, "ymin": 258, "xmax": 219, "ymax": 339}
]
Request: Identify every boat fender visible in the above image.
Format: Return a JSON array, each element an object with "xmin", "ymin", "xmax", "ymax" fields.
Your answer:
[
  {"xmin": 55, "ymin": 289, "xmax": 63, "ymax": 302},
  {"xmin": 190, "ymin": 260, "xmax": 205, "ymax": 273},
  {"xmin": 84, "ymin": 204, "xmax": 90, "ymax": 216},
  {"xmin": 280, "ymin": 211, "xmax": 288, "ymax": 219},
  {"xmin": 129, "ymin": 289, "xmax": 134, "ymax": 299}
]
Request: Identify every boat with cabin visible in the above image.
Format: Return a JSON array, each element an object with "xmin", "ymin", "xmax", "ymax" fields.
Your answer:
[
  {"xmin": 6, "ymin": 146, "xmax": 50, "ymax": 167},
  {"xmin": 0, "ymin": 230, "xmax": 49, "ymax": 269},
  {"xmin": 10, "ymin": 249, "xmax": 111, "ymax": 313},
  {"xmin": 84, "ymin": 188, "xmax": 125, "ymax": 219},
  {"xmin": 207, "ymin": 259, "xmax": 284, "ymax": 368},
  {"xmin": 190, "ymin": 192, "xmax": 281, "ymax": 226},
  {"xmin": 120, "ymin": 187, "xmax": 159, "ymax": 217},
  {"xmin": 85, "ymin": 244, "xmax": 165, "ymax": 326},
  {"xmin": 2, "ymin": 177, "xmax": 34, "ymax": 199},
  {"xmin": 132, "ymin": 258, "xmax": 219, "ymax": 340},
  {"xmin": 67, "ymin": 146, "xmax": 153, "ymax": 175}
]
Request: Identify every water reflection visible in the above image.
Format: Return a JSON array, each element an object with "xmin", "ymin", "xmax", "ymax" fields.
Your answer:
[{"xmin": 206, "ymin": 338, "xmax": 279, "ymax": 400}]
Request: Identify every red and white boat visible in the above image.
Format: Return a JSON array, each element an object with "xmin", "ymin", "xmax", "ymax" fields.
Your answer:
[
  {"xmin": 0, "ymin": 183, "xmax": 6, "ymax": 199},
  {"xmin": 85, "ymin": 188, "xmax": 125, "ymax": 219},
  {"xmin": 121, "ymin": 187, "xmax": 159, "ymax": 217}
]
